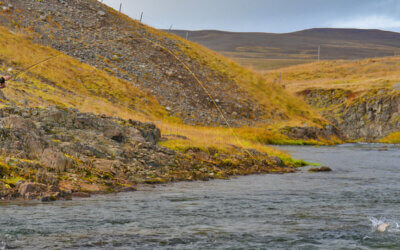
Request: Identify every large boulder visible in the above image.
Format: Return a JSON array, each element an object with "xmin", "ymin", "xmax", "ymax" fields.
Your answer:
[
  {"xmin": 129, "ymin": 120, "xmax": 161, "ymax": 144},
  {"xmin": 40, "ymin": 148, "xmax": 75, "ymax": 172},
  {"xmin": 0, "ymin": 115, "xmax": 36, "ymax": 131},
  {"xmin": 18, "ymin": 182, "xmax": 47, "ymax": 199},
  {"xmin": 0, "ymin": 181, "xmax": 13, "ymax": 198}
]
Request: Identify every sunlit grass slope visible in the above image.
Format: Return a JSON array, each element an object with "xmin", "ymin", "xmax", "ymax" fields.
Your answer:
[
  {"xmin": 0, "ymin": 25, "xmax": 340, "ymax": 169},
  {"xmin": 265, "ymin": 57, "xmax": 400, "ymax": 143},
  {"xmin": 264, "ymin": 57, "xmax": 400, "ymax": 94},
  {"xmin": 165, "ymin": 35, "xmax": 324, "ymax": 127},
  {"xmin": 0, "ymin": 27, "xmax": 168, "ymax": 121},
  {"xmin": 94, "ymin": 3, "xmax": 327, "ymax": 129}
]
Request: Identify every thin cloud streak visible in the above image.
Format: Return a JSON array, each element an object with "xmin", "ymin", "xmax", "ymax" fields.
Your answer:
[
  {"xmin": 102, "ymin": 0, "xmax": 400, "ymax": 33},
  {"xmin": 329, "ymin": 15, "xmax": 400, "ymax": 29}
]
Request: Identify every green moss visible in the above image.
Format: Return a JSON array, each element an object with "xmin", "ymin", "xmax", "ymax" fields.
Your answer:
[
  {"xmin": 281, "ymin": 157, "xmax": 309, "ymax": 168},
  {"xmin": 311, "ymin": 163, "xmax": 322, "ymax": 166},
  {"xmin": 1, "ymin": 177, "xmax": 25, "ymax": 187}
]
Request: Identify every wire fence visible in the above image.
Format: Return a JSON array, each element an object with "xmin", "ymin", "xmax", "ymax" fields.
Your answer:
[{"xmin": 4, "ymin": 0, "xmax": 259, "ymax": 157}]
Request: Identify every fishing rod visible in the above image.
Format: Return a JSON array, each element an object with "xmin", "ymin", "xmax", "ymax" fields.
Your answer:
[
  {"xmin": 133, "ymin": 34, "xmax": 257, "ymax": 160},
  {"xmin": 5, "ymin": 23, "xmax": 256, "ymax": 160}
]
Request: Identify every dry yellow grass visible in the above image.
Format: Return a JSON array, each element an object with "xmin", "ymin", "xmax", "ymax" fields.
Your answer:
[
  {"xmin": 0, "ymin": 7, "xmax": 347, "ymax": 172},
  {"xmin": 162, "ymin": 32, "xmax": 326, "ymax": 127},
  {"xmin": 379, "ymin": 132, "xmax": 400, "ymax": 144},
  {"xmin": 66, "ymin": 3, "xmax": 328, "ymax": 129},
  {"xmin": 0, "ymin": 25, "xmax": 330, "ymax": 165},
  {"xmin": 229, "ymin": 57, "xmax": 315, "ymax": 71},
  {"xmin": 262, "ymin": 56, "xmax": 400, "ymax": 143},
  {"xmin": 264, "ymin": 57, "xmax": 400, "ymax": 94},
  {"xmin": 0, "ymin": 26, "xmax": 168, "ymax": 122}
]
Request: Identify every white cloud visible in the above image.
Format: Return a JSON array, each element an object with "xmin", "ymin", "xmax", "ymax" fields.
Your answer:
[{"xmin": 328, "ymin": 15, "xmax": 400, "ymax": 29}]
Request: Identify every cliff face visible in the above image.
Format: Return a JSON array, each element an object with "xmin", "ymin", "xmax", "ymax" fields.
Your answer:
[
  {"xmin": 259, "ymin": 57, "xmax": 400, "ymax": 142},
  {"xmin": 299, "ymin": 89, "xmax": 400, "ymax": 141}
]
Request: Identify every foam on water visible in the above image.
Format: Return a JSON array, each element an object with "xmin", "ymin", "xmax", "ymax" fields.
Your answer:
[
  {"xmin": 369, "ymin": 217, "xmax": 400, "ymax": 233},
  {"xmin": 1, "ymin": 144, "xmax": 399, "ymax": 248}
]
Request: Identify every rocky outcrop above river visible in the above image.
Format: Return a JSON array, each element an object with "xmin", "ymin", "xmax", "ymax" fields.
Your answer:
[
  {"xmin": 0, "ymin": 106, "xmax": 296, "ymax": 201},
  {"xmin": 299, "ymin": 88, "xmax": 400, "ymax": 141}
]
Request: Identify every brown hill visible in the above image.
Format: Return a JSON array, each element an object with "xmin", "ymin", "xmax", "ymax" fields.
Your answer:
[
  {"xmin": 168, "ymin": 28, "xmax": 400, "ymax": 69},
  {"xmin": 0, "ymin": 0, "xmax": 337, "ymax": 200},
  {"xmin": 0, "ymin": 0, "xmax": 327, "ymax": 128},
  {"xmin": 0, "ymin": 0, "xmax": 336, "ymax": 133}
]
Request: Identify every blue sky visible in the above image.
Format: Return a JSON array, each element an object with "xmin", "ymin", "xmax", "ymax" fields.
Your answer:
[{"xmin": 102, "ymin": 0, "xmax": 400, "ymax": 33}]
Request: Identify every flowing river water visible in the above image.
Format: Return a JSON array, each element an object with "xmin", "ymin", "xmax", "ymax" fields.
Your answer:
[{"xmin": 0, "ymin": 144, "xmax": 399, "ymax": 249}]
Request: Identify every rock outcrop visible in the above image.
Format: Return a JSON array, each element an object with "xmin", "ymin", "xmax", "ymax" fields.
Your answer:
[
  {"xmin": 299, "ymin": 88, "xmax": 400, "ymax": 140},
  {"xmin": 0, "ymin": 106, "xmax": 296, "ymax": 200}
]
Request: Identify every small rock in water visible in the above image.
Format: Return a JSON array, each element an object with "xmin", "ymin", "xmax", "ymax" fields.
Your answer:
[
  {"xmin": 121, "ymin": 186, "xmax": 137, "ymax": 192},
  {"xmin": 41, "ymin": 195, "xmax": 57, "ymax": 202},
  {"xmin": 72, "ymin": 192, "xmax": 91, "ymax": 198},
  {"xmin": 308, "ymin": 166, "xmax": 332, "ymax": 172}
]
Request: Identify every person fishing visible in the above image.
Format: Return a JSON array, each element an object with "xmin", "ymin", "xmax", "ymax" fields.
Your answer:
[{"xmin": 0, "ymin": 75, "xmax": 11, "ymax": 89}]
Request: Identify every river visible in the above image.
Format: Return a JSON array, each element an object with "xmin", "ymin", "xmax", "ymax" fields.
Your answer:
[{"xmin": 1, "ymin": 144, "xmax": 399, "ymax": 249}]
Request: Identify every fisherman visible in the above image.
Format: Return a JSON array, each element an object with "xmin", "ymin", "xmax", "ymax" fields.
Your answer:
[{"xmin": 0, "ymin": 75, "xmax": 11, "ymax": 89}]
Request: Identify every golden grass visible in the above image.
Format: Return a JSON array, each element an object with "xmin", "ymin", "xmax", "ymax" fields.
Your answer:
[
  {"xmin": 0, "ymin": 26, "xmax": 169, "ymax": 122},
  {"xmin": 156, "ymin": 122, "xmax": 310, "ymax": 166},
  {"xmin": 49, "ymin": 1, "xmax": 328, "ymax": 129},
  {"xmin": 0, "ymin": 13, "xmax": 341, "ymax": 168},
  {"xmin": 0, "ymin": 25, "xmax": 313, "ymax": 163},
  {"xmin": 228, "ymin": 57, "xmax": 315, "ymax": 71},
  {"xmin": 379, "ymin": 132, "xmax": 400, "ymax": 144},
  {"xmin": 160, "ymin": 32, "xmax": 326, "ymax": 127},
  {"xmin": 263, "ymin": 57, "xmax": 400, "ymax": 94}
]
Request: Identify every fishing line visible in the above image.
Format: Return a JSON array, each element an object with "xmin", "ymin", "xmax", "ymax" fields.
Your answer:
[
  {"xmin": 11, "ymin": 39, "xmax": 123, "ymax": 80},
  {"xmin": 133, "ymin": 34, "xmax": 257, "ymax": 160},
  {"xmin": 6, "ymin": 16, "xmax": 256, "ymax": 160},
  {"xmin": 12, "ymin": 51, "xmax": 65, "ymax": 80}
]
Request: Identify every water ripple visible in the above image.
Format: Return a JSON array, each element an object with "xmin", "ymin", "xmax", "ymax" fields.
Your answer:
[{"xmin": 0, "ymin": 144, "xmax": 399, "ymax": 248}]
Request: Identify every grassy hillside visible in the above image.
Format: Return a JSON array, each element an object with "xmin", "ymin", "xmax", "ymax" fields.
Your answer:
[
  {"xmin": 169, "ymin": 28, "xmax": 400, "ymax": 70},
  {"xmin": 264, "ymin": 57, "xmax": 400, "ymax": 95},
  {"xmin": 0, "ymin": 0, "xmax": 341, "ymax": 145},
  {"xmin": 0, "ymin": 26, "xmax": 341, "ymax": 181},
  {"xmin": 1, "ymin": 0, "xmax": 330, "ymax": 129},
  {"xmin": 0, "ymin": 25, "xmax": 320, "ymax": 197},
  {"xmin": 0, "ymin": 1, "xmax": 346, "ymax": 199},
  {"xmin": 265, "ymin": 57, "xmax": 400, "ymax": 142}
]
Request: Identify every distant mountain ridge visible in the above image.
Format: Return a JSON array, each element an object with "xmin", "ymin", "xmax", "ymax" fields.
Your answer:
[{"xmin": 168, "ymin": 28, "xmax": 400, "ymax": 69}]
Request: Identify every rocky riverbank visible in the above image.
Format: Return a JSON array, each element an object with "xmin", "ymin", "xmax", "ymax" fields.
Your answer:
[
  {"xmin": 0, "ymin": 106, "xmax": 297, "ymax": 201},
  {"xmin": 298, "ymin": 88, "xmax": 400, "ymax": 141}
]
